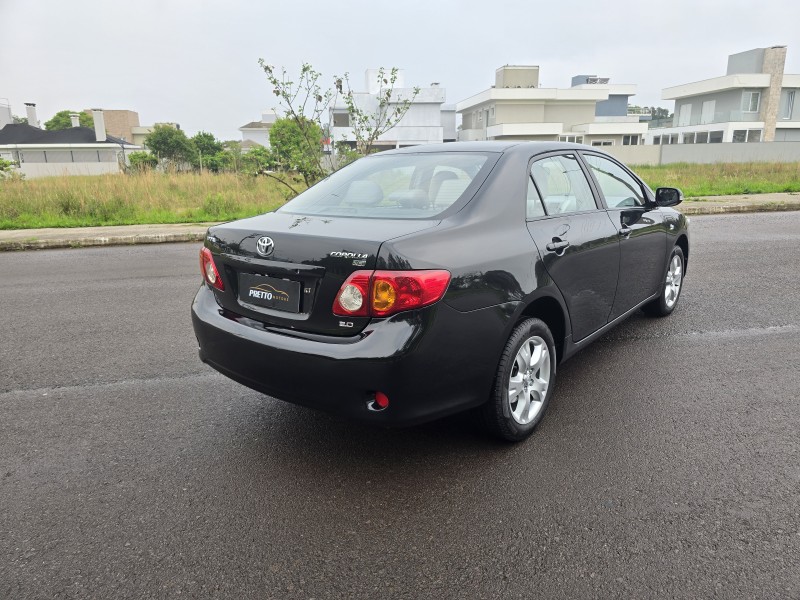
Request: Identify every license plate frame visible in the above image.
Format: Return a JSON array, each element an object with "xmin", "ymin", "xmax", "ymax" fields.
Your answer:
[{"xmin": 238, "ymin": 273, "xmax": 302, "ymax": 313}]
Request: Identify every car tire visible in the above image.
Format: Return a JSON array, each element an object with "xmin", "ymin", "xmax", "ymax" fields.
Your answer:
[
  {"xmin": 483, "ymin": 318, "xmax": 556, "ymax": 442},
  {"xmin": 643, "ymin": 245, "xmax": 685, "ymax": 317}
]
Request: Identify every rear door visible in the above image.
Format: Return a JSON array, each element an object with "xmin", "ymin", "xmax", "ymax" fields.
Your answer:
[
  {"xmin": 580, "ymin": 152, "xmax": 667, "ymax": 319},
  {"xmin": 526, "ymin": 153, "xmax": 620, "ymax": 342}
]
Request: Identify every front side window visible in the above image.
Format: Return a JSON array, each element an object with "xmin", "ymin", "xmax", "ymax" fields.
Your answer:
[
  {"xmin": 278, "ymin": 152, "xmax": 496, "ymax": 219},
  {"xmin": 530, "ymin": 154, "xmax": 597, "ymax": 215},
  {"xmin": 583, "ymin": 154, "xmax": 645, "ymax": 208}
]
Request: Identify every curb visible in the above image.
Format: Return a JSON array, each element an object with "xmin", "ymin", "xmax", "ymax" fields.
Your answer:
[
  {"xmin": 679, "ymin": 202, "xmax": 800, "ymax": 215},
  {"xmin": 0, "ymin": 232, "xmax": 206, "ymax": 251}
]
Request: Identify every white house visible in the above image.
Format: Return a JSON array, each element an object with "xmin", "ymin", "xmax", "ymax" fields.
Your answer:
[
  {"xmin": 239, "ymin": 109, "xmax": 278, "ymax": 147},
  {"xmin": 330, "ymin": 70, "xmax": 454, "ymax": 151},
  {"xmin": 646, "ymin": 46, "xmax": 800, "ymax": 145}
]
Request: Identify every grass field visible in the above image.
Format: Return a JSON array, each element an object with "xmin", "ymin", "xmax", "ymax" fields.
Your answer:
[
  {"xmin": 1, "ymin": 162, "xmax": 799, "ymax": 229},
  {"xmin": 0, "ymin": 171, "xmax": 305, "ymax": 230},
  {"xmin": 632, "ymin": 161, "xmax": 800, "ymax": 197}
]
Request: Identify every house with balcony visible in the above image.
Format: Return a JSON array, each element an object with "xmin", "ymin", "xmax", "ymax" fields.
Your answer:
[
  {"xmin": 330, "ymin": 70, "xmax": 456, "ymax": 152},
  {"xmin": 646, "ymin": 46, "xmax": 800, "ymax": 145},
  {"xmin": 456, "ymin": 66, "xmax": 648, "ymax": 147}
]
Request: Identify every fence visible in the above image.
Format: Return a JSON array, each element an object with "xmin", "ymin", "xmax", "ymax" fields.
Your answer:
[{"xmin": 605, "ymin": 141, "xmax": 800, "ymax": 166}]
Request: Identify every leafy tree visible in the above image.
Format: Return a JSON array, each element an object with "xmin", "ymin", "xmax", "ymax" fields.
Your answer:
[
  {"xmin": 241, "ymin": 146, "xmax": 278, "ymax": 176},
  {"xmin": 222, "ymin": 141, "xmax": 244, "ymax": 173},
  {"xmin": 12, "ymin": 115, "xmax": 27, "ymax": 125},
  {"xmin": 128, "ymin": 151, "xmax": 158, "ymax": 172},
  {"xmin": 144, "ymin": 125, "xmax": 196, "ymax": 168},
  {"xmin": 44, "ymin": 110, "xmax": 93, "ymax": 130},
  {"xmin": 192, "ymin": 131, "xmax": 224, "ymax": 157},
  {"xmin": 269, "ymin": 117, "xmax": 324, "ymax": 185},
  {"xmin": 649, "ymin": 106, "xmax": 673, "ymax": 120}
]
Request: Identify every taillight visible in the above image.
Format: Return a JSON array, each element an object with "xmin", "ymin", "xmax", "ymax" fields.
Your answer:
[
  {"xmin": 333, "ymin": 270, "xmax": 450, "ymax": 317},
  {"xmin": 200, "ymin": 247, "xmax": 224, "ymax": 291}
]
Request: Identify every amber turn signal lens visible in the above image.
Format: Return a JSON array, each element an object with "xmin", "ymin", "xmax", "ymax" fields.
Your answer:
[{"xmin": 372, "ymin": 279, "xmax": 397, "ymax": 312}]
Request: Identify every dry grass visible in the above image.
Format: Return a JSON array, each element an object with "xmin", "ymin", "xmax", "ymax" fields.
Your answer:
[
  {"xmin": 633, "ymin": 161, "xmax": 800, "ymax": 197},
  {"xmin": 1, "ymin": 162, "xmax": 799, "ymax": 229},
  {"xmin": 0, "ymin": 171, "xmax": 305, "ymax": 229}
]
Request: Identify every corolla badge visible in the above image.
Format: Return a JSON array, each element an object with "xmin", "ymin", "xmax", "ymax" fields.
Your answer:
[{"xmin": 256, "ymin": 236, "xmax": 275, "ymax": 257}]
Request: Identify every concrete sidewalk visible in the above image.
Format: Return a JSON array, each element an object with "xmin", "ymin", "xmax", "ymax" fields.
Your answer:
[{"xmin": 1, "ymin": 192, "xmax": 799, "ymax": 250}]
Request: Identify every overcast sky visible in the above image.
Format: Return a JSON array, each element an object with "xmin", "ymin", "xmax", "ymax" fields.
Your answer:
[{"xmin": 2, "ymin": 0, "xmax": 799, "ymax": 140}]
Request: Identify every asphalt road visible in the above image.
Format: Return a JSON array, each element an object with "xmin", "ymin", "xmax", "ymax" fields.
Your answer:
[{"xmin": 1, "ymin": 212, "xmax": 799, "ymax": 599}]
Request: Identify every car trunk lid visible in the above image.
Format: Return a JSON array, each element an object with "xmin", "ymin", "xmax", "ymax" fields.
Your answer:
[{"xmin": 205, "ymin": 212, "xmax": 438, "ymax": 336}]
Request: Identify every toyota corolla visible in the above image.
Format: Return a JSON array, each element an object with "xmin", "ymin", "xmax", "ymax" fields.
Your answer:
[{"xmin": 191, "ymin": 142, "xmax": 688, "ymax": 441}]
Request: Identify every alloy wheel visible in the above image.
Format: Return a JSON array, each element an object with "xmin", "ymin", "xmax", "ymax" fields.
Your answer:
[
  {"xmin": 508, "ymin": 336, "xmax": 551, "ymax": 425},
  {"xmin": 664, "ymin": 254, "xmax": 683, "ymax": 308}
]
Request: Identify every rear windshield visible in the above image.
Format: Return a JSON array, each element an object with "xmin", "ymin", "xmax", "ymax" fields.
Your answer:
[{"xmin": 277, "ymin": 152, "xmax": 497, "ymax": 219}]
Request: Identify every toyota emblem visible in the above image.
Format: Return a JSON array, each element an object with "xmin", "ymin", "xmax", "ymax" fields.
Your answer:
[{"xmin": 256, "ymin": 236, "xmax": 275, "ymax": 257}]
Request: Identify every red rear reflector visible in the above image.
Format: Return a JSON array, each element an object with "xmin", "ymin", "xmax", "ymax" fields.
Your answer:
[
  {"xmin": 200, "ymin": 247, "xmax": 225, "ymax": 291},
  {"xmin": 374, "ymin": 392, "xmax": 389, "ymax": 409},
  {"xmin": 333, "ymin": 269, "xmax": 450, "ymax": 318}
]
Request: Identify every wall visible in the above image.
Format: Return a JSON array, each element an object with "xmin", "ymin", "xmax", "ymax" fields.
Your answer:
[
  {"xmin": 606, "ymin": 141, "xmax": 800, "ymax": 165},
  {"xmin": 595, "ymin": 94, "xmax": 629, "ymax": 117},
  {"xmin": 542, "ymin": 102, "xmax": 596, "ymax": 129},
  {"xmin": 495, "ymin": 102, "xmax": 545, "ymax": 124},
  {"xmin": 20, "ymin": 162, "xmax": 121, "ymax": 178},
  {"xmin": 727, "ymin": 48, "xmax": 765, "ymax": 75},
  {"xmin": 605, "ymin": 145, "xmax": 661, "ymax": 166}
]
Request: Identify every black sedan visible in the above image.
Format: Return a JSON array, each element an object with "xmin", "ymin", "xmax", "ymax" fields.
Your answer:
[{"xmin": 192, "ymin": 142, "xmax": 688, "ymax": 441}]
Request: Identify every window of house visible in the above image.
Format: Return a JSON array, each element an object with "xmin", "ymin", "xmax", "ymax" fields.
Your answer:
[
  {"xmin": 622, "ymin": 135, "xmax": 639, "ymax": 145},
  {"xmin": 701, "ymin": 100, "xmax": 716, "ymax": 125},
  {"xmin": 747, "ymin": 129, "xmax": 762, "ymax": 142},
  {"xmin": 678, "ymin": 104, "xmax": 692, "ymax": 126},
  {"xmin": 670, "ymin": 134, "xmax": 679, "ymax": 144},
  {"xmin": 783, "ymin": 91, "xmax": 795, "ymax": 119},
  {"xmin": 733, "ymin": 129, "xmax": 761, "ymax": 143},
  {"xmin": 530, "ymin": 154, "xmax": 597, "ymax": 214},
  {"xmin": 709, "ymin": 130, "xmax": 724, "ymax": 143},
  {"xmin": 682, "ymin": 133, "xmax": 696, "ymax": 144},
  {"xmin": 653, "ymin": 135, "xmax": 661, "ymax": 145},
  {"xmin": 591, "ymin": 140, "xmax": 613, "ymax": 147},
  {"xmin": 490, "ymin": 106, "xmax": 495, "ymax": 117},
  {"xmin": 742, "ymin": 91, "xmax": 761, "ymax": 113},
  {"xmin": 696, "ymin": 131, "xmax": 709, "ymax": 144},
  {"xmin": 583, "ymin": 154, "xmax": 645, "ymax": 208},
  {"xmin": 333, "ymin": 112, "xmax": 350, "ymax": 127},
  {"xmin": 559, "ymin": 135, "xmax": 584, "ymax": 144}
]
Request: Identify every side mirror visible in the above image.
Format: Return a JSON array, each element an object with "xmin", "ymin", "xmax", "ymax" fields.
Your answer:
[{"xmin": 655, "ymin": 187, "xmax": 684, "ymax": 207}]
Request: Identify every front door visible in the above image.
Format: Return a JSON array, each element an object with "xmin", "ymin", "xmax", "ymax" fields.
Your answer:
[
  {"xmin": 581, "ymin": 152, "xmax": 667, "ymax": 319},
  {"xmin": 526, "ymin": 153, "xmax": 620, "ymax": 342}
]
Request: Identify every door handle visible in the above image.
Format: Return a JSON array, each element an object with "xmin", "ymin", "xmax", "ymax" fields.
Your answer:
[
  {"xmin": 546, "ymin": 238, "xmax": 570, "ymax": 253},
  {"xmin": 618, "ymin": 226, "xmax": 632, "ymax": 238}
]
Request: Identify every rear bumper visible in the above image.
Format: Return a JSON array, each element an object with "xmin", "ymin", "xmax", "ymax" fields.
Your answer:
[{"xmin": 191, "ymin": 285, "xmax": 513, "ymax": 426}]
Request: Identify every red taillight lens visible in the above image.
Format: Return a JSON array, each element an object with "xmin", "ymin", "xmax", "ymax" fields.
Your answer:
[
  {"xmin": 333, "ymin": 269, "xmax": 450, "ymax": 317},
  {"xmin": 200, "ymin": 247, "xmax": 224, "ymax": 291}
]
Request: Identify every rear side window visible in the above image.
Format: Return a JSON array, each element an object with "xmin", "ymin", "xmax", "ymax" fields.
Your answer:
[
  {"xmin": 526, "ymin": 176, "xmax": 546, "ymax": 218},
  {"xmin": 530, "ymin": 155, "xmax": 597, "ymax": 215},
  {"xmin": 583, "ymin": 154, "xmax": 645, "ymax": 208},
  {"xmin": 278, "ymin": 153, "xmax": 496, "ymax": 219}
]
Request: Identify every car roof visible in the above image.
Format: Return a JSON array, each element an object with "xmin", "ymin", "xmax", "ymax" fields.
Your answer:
[{"xmin": 379, "ymin": 141, "xmax": 598, "ymax": 157}]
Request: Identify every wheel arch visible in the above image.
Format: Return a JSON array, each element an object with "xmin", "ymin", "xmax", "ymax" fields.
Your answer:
[
  {"xmin": 517, "ymin": 294, "xmax": 568, "ymax": 363},
  {"xmin": 676, "ymin": 234, "xmax": 689, "ymax": 274}
]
